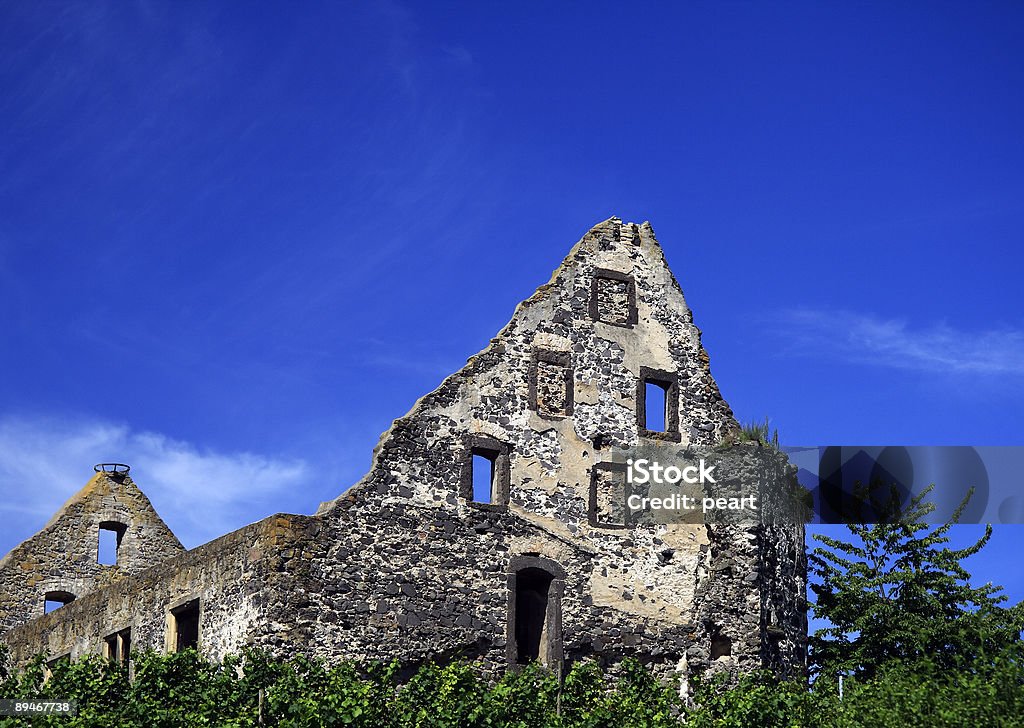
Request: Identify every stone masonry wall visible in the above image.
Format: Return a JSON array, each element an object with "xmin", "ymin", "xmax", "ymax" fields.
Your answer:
[
  {"xmin": 0, "ymin": 471, "xmax": 184, "ymax": 635},
  {"xmin": 1, "ymin": 217, "xmax": 807, "ymax": 686}
]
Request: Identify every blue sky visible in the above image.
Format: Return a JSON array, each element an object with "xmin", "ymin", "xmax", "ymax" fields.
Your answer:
[{"xmin": 1, "ymin": 2, "xmax": 1022, "ymax": 609}]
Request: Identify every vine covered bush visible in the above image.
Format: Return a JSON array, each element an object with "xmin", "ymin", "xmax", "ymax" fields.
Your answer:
[{"xmin": 0, "ymin": 645, "xmax": 1021, "ymax": 727}]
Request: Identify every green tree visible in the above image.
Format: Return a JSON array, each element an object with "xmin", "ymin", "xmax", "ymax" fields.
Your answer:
[{"xmin": 809, "ymin": 483, "xmax": 1024, "ymax": 678}]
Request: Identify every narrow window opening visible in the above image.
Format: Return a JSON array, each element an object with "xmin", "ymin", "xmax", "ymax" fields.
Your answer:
[
  {"xmin": 44, "ymin": 590, "xmax": 75, "ymax": 614},
  {"xmin": 644, "ymin": 381, "xmax": 668, "ymax": 432},
  {"xmin": 462, "ymin": 437, "xmax": 510, "ymax": 508},
  {"xmin": 638, "ymin": 367, "xmax": 680, "ymax": 441},
  {"xmin": 514, "ymin": 567, "xmax": 554, "ymax": 664},
  {"xmin": 472, "ymin": 452, "xmax": 496, "ymax": 504},
  {"xmin": 105, "ymin": 628, "xmax": 131, "ymax": 664},
  {"xmin": 171, "ymin": 599, "xmax": 200, "ymax": 652},
  {"xmin": 97, "ymin": 521, "xmax": 126, "ymax": 566}
]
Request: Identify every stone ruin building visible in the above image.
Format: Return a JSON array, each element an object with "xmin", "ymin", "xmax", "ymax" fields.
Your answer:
[{"xmin": 0, "ymin": 217, "xmax": 807, "ymax": 685}]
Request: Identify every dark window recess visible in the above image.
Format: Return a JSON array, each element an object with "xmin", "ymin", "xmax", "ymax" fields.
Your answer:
[
  {"xmin": 589, "ymin": 463, "xmax": 629, "ymax": 528},
  {"xmin": 507, "ymin": 557, "xmax": 565, "ymax": 673},
  {"xmin": 44, "ymin": 590, "xmax": 75, "ymax": 614},
  {"xmin": 637, "ymin": 367, "xmax": 681, "ymax": 442},
  {"xmin": 98, "ymin": 521, "xmax": 126, "ymax": 565},
  {"xmin": 104, "ymin": 628, "xmax": 131, "ymax": 664},
  {"xmin": 711, "ymin": 632, "xmax": 732, "ymax": 659},
  {"xmin": 461, "ymin": 437, "xmax": 511, "ymax": 508},
  {"xmin": 514, "ymin": 568, "xmax": 555, "ymax": 664},
  {"xmin": 171, "ymin": 599, "xmax": 200, "ymax": 652},
  {"xmin": 590, "ymin": 268, "xmax": 638, "ymax": 327}
]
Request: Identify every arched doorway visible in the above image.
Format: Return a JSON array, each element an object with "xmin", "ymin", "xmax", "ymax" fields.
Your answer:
[{"xmin": 507, "ymin": 556, "xmax": 564, "ymax": 671}]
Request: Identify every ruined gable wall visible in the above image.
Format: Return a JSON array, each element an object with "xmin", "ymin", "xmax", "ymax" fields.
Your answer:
[
  {"xmin": 1, "ymin": 217, "xmax": 806, "ymax": 682},
  {"xmin": 313, "ymin": 218, "xmax": 740, "ymax": 620},
  {"xmin": 287, "ymin": 218, "xmax": 783, "ymax": 678},
  {"xmin": 0, "ymin": 472, "xmax": 184, "ymax": 635}
]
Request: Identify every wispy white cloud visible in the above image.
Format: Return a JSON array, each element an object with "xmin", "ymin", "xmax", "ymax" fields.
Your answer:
[
  {"xmin": 775, "ymin": 309, "xmax": 1024, "ymax": 376},
  {"xmin": 0, "ymin": 414, "xmax": 309, "ymax": 553}
]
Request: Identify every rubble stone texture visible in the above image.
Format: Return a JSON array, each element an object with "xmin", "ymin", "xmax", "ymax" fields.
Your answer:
[
  {"xmin": 0, "ymin": 470, "xmax": 184, "ymax": 634},
  {"xmin": 595, "ymin": 277, "xmax": 631, "ymax": 325},
  {"xmin": 0, "ymin": 218, "xmax": 807, "ymax": 684}
]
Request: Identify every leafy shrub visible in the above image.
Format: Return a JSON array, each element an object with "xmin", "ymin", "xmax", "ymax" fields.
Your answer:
[{"xmin": 1, "ymin": 649, "xmax": 1021, "ymax": 726}]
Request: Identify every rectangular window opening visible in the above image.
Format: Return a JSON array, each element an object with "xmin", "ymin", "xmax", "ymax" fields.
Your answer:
[
  {"xmin": 711, "ymin": 632, "xmax": 733, "ymax": 659},
  {"xmin": 463, "ymin": 437, "xmax": 510, "ymax": 509},
  {"xmin": 645, "ymin": 381, "xmax": 668, "ymax": 432},
  {"xmin": 591, "ymin": 269, "xmax": 637, "ymax": 327},
  {"xmin": 171, "ymin": 599, "xmax": 200, "ymax": 652},
  {"xmin": 98, "ymin": 521, "xmax": 126, "ymax": 566},
  {"xmin": 44, "ymin": 591, "xmax": 75, "ymax": 614},
  {"xmin": 104, "ymin": 628, "xmax": 131, "ymax": 663},
  {"xmin": 531, "ymin": 351, "xmax": 573, "ymax": 419},
  {"xmin": 638, "ymin": 368, "xmax": 680, "ymax": 441},
  {"xmin": 472, "ymin": 452, "xmax": 496, "ymax": 504},
  {"xmin": 98, "ymin": 528, "xmax": 118, "ymax": 565}
]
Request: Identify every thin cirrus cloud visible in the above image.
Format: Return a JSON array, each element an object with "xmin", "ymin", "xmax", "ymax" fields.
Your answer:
[
  {"xmin": 775, "ymin": 309, "xmax": 1024, "ymax": 376},
  {"xmin": 0, "ymin": 414, "xmax": 309, "ymax": 554}
]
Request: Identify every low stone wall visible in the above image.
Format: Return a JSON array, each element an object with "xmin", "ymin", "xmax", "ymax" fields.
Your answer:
[{"xmin": 1, "ymin": 513, "xmax": 315, "ymax": 665}]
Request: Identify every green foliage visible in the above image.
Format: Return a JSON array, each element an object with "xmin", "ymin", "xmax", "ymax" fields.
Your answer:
[
  {"xmin": 681, "ymin": 652, "xmax": 1024, "ymax": 728},
  {"xmin": 810, "ymin": 484, "xmax": 1024, "ymax": 678},
  {"xmin": 0, "ymin": 652, "xmax": 676, "ymax": 728},
  {"xmin": 686, "ymin": 670, "xmax": 819, "ymax": 728},
  {"xmin": 3, "ymin": 491, "xmax": 1023, "ymax": 728},
  {"xmin": 814, "ymin": 648, "xmax": 1024, "ymax": 728},
  {"xmin": 0, "ymin": 647, "xmax": 1022, "ymax": 726}
]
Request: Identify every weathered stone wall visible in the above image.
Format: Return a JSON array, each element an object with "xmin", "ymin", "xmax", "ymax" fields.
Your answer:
[
  {"xmin": 1, "ymin": 513, "xmax": 315, "ymax": 664},
  {"xmin": 0, "ymin": 217, "xmax": 807, "ymax": 685},
  {"xmin": 690, "ymin": 446, "xmax": 808, "ymax": 679},
  {"xmin": 291, "ymin": 217, "xmax": 803, "ymax": 679},
  {"xmin": 2, "ymin": 458, "xmax": 803, "ymax": 679},
  {"xmin": 0, "ymin": 471, "xmax": 184, "ymax": 635}
]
